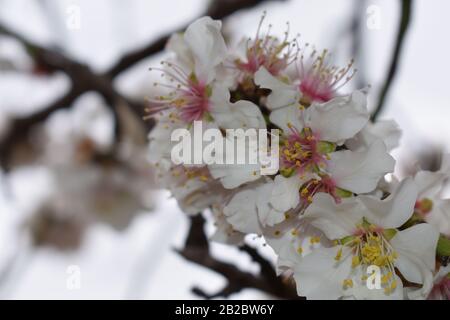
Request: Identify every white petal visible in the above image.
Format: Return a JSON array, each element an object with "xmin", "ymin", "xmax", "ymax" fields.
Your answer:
[
  {"xmin": 406, "ymin": 270, "xmax": 434, "ymax": 300},
  {"xmin": 346, "ymin": 120, "xmax": 402, "ymax": 152},
  {"xmin": 210, "ymin": 206, "xmax": 245, "ymax": 245},
  {"xmin": 166, "ymin": 32, "xmax": 195, "ymax": 69},
  {"xmin": 263, "ymin": 216, "xmax": 304, "ymax": 273},
  {"xmin": 304, "ymin": 193, "xmax": 364, "ymax": 240},
  {"xmin": 254, "ymin": 66, "xmax": 299, "ymax": 110},
  {"xmin": 349, "ymin": 270, "xmax": 404, "ymax": 300},
  {"xmin": 148, "ymin": 112, "xmax": 184, "ymax": 167},
  {"xmin": 255, "ymin": 182, "xmax": 285, "ymax": 227},
  {"xmin": 424, "ymin": 199, "xmax": 450, "ymax": 236},
  {"xmin": 210, "ymin": 85, "xmax": 266, "ymax": 129},
  {"xmin": 307, "ymin": 90, "xmax": 369, "ymax": 143},
  {"xmin": 223, "ymin": 188, "xmax": 262, "ymax": 234},
  {"xmin": 209, "ymin": 162, "xmax": 261, "ymax": 189},
  {"xmin": 270, "ymin": 175, "xmax": 303, "ymax": 212},
  {"xmin": 293, "ymin": 246, "xmax": 352, "ymax": 299},
  {"xmin": 414, "ymin": 170, "xmax": 447, "ymax": 199},
  {"xmin": 170, "ymin": 175, "xmax": 225, "ymax": 215},
  {"xmin": 184, "ymin": 17, "xmax": 227, "ymax": 81},
  {"xmin": 391, "ymin": 223, "xmax": 439, "ymax": 284},
  {"xmin": 358, "ymin": 177, "xmax": 418, "ymax": 229},
  {"xmin": 269, "ymin": 106, "xmax": 304, "ymax": 132},
  {"xmin": 327, "ymin": 140, "xmax": 395, "ymax": 194}
]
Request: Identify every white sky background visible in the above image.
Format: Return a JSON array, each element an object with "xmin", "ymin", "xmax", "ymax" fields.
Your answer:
[{"xmin": 0, "ymin": 0, "xmax": 449, "ymax": 299}]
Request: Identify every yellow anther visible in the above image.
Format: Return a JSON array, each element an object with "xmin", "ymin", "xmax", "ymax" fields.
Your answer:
[
  {"xmin": 351, "ymin": 255, "xmax": 360, "ymax": 268},
  {"xmin": 310, "ymin": 236, "xmax": 320, "ymax": 244},
  {"xmin": 390, "ymin": 280, "xmax": 397, "ymax": 291},
  {"xmin": 381, "ymin": 272, "xmax": 392, "ymax": 284},
  {"xmin": 297, "ymin": 247, "xmax": 303, "ymax": 254},
  {"xmin": 342, "ymin": 279, "xmax": 353, "ymax": 289},
  {"xmin": 301, "ymin": 152, "xmax": 310, "ymax": 158},
  {"xmin": 335, "ymin": 248, "xmax": 343, "ymax": 261}
]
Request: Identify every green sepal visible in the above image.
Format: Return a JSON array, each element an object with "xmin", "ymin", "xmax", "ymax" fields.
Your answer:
[
  {"xmin": 335, "ymin": 187, "xmax": 353, "ymax": 198},
  {"xmin": 317, "ymin": 141, "xmax": 336, "ymax": 154},
  {"xmin": 382, "ymin": 228, "xmax": 398, "ymax": 240},
  {"xmin": 203, "ymin": 112, "xmax": 214, "ymax": 122},
  {"xmin": 280, "ymin": 167, "xmax": 295, "ymax": 178},
  {"xmin": 437, "ymin": 235, "xmax": 450, "ymax": 257},
  {"xmin": 336, "ymin": 235, "xmax": 355, "ymax": 245},
  {"xmin": 205, "ymin": 85, "xmax": 213, "ymax": 98},
  {"xmin": 188, "ymin": 72, "xmax": 198, "ymax": 84}
]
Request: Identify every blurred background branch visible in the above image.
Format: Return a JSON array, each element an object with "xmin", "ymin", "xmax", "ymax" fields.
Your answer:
[
  {"xmin": 0, "ymin": 0, "xmax": 285, "ymax": 170},
  {"xmin": 0, "ymin": 0, "xmax": 291, "ymax": 299},
  {"xmin": 177, "ymin": 215, "xmax": 300, "ymax": 299}
]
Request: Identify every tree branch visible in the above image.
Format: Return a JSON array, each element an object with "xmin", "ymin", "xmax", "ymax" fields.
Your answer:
[
  {"xmin": 176, "ymin": 215, "xmax": 300, "ymax": 299},
  {"xmin": 105, "ymin": 0, "xmax": 285, "ymax": 78},
  {"xmin": 371, "ymin": 0, "xmax": 413, "ymax": 121}
]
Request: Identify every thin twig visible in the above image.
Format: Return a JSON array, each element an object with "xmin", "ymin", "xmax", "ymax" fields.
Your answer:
[{"xmin": 371, "ymin": 0, "xmax": 413, "ymax": 121}]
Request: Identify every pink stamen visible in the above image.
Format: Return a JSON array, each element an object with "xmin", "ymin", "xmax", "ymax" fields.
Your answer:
[{"xmin": 147, "ymin": 62, "xmax": 211, "ymax": 123}]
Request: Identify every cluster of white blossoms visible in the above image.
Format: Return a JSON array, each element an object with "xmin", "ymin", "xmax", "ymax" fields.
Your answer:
[{"xmin": 147, "ymin": 15, "xmax": 450, "ymax": 299}]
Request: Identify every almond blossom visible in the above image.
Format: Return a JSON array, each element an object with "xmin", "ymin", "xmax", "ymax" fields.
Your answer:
[
  {"xmin": 146, "ymin": 15, "xmax": 450, "ymax": 300},
  {"xmin": 292, "ymin": 178, "xmax": 439, "ymax": 299}
]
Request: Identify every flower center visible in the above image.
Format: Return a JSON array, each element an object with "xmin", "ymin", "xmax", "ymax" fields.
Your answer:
[
  {"xmin": 297, "ymin": 48, "xmax": 356, "ymax": 105},
  {"xmin": 280, "ymin": 125, "xmax": 327, "ymax": 175},
  {"xmin": 299, "ymin": 176, "xmax": 340, "ymax": 205},
  {"xmin": 335, "ymin": 221, "xmax": 399, "ymax": 295},
  {"xmin": 147, "ymin": 62, "xmax": 212, "ymax": 123},
  {"xmin": 235, "ymin": 12, "xmax": 298, "ymax": 76}
]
